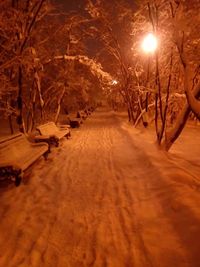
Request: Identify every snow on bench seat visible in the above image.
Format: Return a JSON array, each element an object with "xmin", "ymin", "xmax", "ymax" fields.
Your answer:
[
  {"xmin": 0, "ymin": 133, "xmax": 49, "ymax": 186},
  {"xmin": 36, "ymin": 122, "xmax": 71, "ymax": 147}
]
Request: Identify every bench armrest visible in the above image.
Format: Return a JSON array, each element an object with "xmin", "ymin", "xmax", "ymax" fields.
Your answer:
[
  {"xmin": 34, "ymin": 136, "xmax": 52, "ymax": 141},
  {"xmin": 58, "ymin": 124, "xmax": 71, "ymax": 129},
  {"xmin": 30, "ymin": 141, "xmax": 49, "ymax": 149}
]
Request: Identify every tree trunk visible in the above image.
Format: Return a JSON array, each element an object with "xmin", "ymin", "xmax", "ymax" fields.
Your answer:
[
  {"xmin": 55, "ymin": 87, "xmax": 65, "ymax": 124},
  {"xmin": 34, "ymin": 70, "xmax": 44, "ymax": 119},
  {"xmin": 17, "ymin": 66, "xmax": 25, "ymax": 133},
  {"xmin": 163, "ymin": 84, "xmax": 200, "ymax": 151},
  {"xmin": 8, "ymin": 115, "xmax": 14, "ymax": 134},
  {"xmin": 184, "ymin": 67, "xmax": 200, "ymax": 119},
  {"xmin": 157, "ymin": 49, "xmax": 173, "ymax": 145}
]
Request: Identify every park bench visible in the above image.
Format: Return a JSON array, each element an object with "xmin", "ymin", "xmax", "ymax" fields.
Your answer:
[
  {"xmin": 0, "ymin": 133, "xmax": 49, "ymax": 186},
  {"xmin": 88, "ymin": 106, "xmax": 94, "ymax": 112},
  {"xmin": 69, "ymin": 118, "xmax": 81, "ymax": 128},
  {"xmin": 36, "ymin": 121, "xmax": 71, "ymax": 147},
  {"xmin": 59, "ymin": 114, "xmax": 82, "ymax": 128},
  {"xmin": 84, "ymin": 109, "xmax": 91, "ymax": 116}
]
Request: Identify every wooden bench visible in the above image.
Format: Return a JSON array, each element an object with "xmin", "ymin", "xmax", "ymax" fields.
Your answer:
[
  {"xmin": 0, "ymin": 133, "xmax": 49, "ymax": 186},
  {"xmin": 88, "ymin": 106, "xmax": 95, "ymax": 113},
  {"xmin": 84, "ymin": 108, "xmax": 91, "ymax": 116},
  {"xmin": 61, "ymin": 115, "xmax": 82, "ymax": 128},
  {"xmin": 36, "ymin": 122, "xmax": 71, "ymax": 147}
]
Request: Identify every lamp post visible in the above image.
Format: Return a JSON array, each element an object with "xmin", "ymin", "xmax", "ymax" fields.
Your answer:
[
  {"xmin": 110, "ymin": 80, "xmax": 118, "ymax": 110},
  {"xmin": 141, "ymin": 33, "xmax": 158, "ymax": 113}
]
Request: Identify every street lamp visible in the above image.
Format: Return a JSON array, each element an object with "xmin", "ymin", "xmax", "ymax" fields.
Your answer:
[
  {"xmin": 141, "ymin": 32, "xmax": 158, "ymax": 88},
  {"xmin": 110, "ymin": 80, "xmax": 118, "ymax": 110},
  {"xmin": 141, "ymin": 33, "xmax": 158, "ymax": 126}
]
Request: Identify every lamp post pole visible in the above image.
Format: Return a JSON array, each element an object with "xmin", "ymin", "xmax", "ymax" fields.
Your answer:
[
  {"xmin": 145, "ymin": 55, "xmax": 150, "ymax": 112},
  {"xmin": 141, "ymin": 33, "xmax": 158, "ymax": 121}
]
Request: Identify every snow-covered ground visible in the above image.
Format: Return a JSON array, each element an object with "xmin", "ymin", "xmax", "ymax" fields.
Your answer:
[{"xmin": 0, "ymin": 108, "xmax": 200, "ymax": 267}]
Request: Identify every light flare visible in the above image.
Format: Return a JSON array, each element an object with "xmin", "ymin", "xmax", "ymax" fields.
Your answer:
[
  {"xmin": 112, "ymin": 80, "xmax": 118, "ymax": 85},
  {"xmin": 142, "ymin": 33, "xmax": 158, "ymax": 53}
]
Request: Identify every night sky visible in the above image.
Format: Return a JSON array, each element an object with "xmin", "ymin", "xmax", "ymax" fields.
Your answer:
[
  {"xmin": 54, "ymin": 0, "xmax": 136, "ymax": 12},
  {"xmin": 51, "ymin": 0, "xmax": 137, "ymax": 65},
  {"xmin": 54, "ymin": 0, "xmax": 86, "ymax": 11}
]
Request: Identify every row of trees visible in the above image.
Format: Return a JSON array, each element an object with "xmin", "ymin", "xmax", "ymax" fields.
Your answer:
[
  {"xmin": 0, "ymin": 0, "xmax": 111, "ymax": 133},
  {"xmin": 0, "ymin": 0, "xmax": 199, "ymax": 151},
  {"xmin": 87, "ymin": 0, "xmax": 200, "ymax": 150}
]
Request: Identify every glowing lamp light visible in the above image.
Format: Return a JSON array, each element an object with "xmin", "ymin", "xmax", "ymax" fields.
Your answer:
[
  {"xmin": 112, "ymin": 80, "xmax": 118, "ymax": 85},
  {"xmin": 142, "ymin": 33, "xmax": 158, "ymax": 53}
]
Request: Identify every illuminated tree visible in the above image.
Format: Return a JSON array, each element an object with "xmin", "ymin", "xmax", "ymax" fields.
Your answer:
[
  {"xmin": 86, "ymin": 0, "xmax": 138, "ymax": 122},
  {"xmin": 133, "ymin": 0, "xmax": 200, "ymax": 150},
  {"xmin": 0, "ymin": 0, "xmax": 111, "ymax": 133}
]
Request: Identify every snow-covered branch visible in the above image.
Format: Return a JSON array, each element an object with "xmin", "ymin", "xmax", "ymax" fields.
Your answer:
[{"xmin": 43, "ymin": 54, "xmax": 112, "ymax": 83}]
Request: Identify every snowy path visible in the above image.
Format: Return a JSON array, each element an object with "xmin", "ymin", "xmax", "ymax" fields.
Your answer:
[{"xmin": 0, "ymin": 109, "xmax": 200, "ymax": 267}]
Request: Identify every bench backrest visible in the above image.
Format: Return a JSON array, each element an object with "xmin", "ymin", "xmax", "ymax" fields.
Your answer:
[
  {"xmin": 37, "ymin": 122, "xmax": 59, "ymax": 136},
  {"xmin": 0, "ymin": 133, "xmax": 36, "ymax": 165}
]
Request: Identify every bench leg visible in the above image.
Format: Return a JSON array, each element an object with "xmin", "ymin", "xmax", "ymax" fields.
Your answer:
[
  {"xmin": 0, "ymin": 167, "xmax": 22, "ymax": 186},
  {"xmin": 49, "ymin": 136, "xmax": 59, "ymax": 147},
  {"xmin": 43, "ymin": 151, "xmax": 49, "ymax": 160},
  {"xmin": 55, "ymin": 139, "xmax": 59, "ymax": 147},
  {"xmin": 46, "ymin": 143, "xmax": 51, "ymax": 153},
  {"xmin": 15, "ymin": 175, "xmax": 22, "ymax": 186},
  {"xmin": 14, "ymin": 169, "xmax": 23, "ymax": 186},
  {"xmin": 65, "ymin": 132, "xmax": 71, "ymax": 139}
]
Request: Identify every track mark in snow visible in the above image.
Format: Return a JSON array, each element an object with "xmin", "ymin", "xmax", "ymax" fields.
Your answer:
[{"xmin": 0, "ymin": 110, "xmax": 200, "ymax": 267}]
